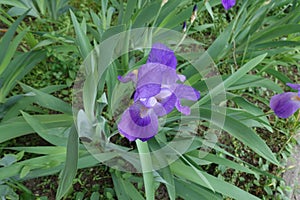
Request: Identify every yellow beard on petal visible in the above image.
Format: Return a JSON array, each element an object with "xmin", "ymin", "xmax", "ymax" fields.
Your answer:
[{"xmin": 292, "ymin": 95, "xmax": 300, "ymax": 101}]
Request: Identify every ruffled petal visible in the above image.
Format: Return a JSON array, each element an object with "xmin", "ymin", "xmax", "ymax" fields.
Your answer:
[
  {"xmin": 174, "ymin": 84, "xmax": 200, "ymax": 101},
  {"xmin": 135, "ymin": 63, "xmax": 179, "ymax": 100},
  {"xmin": 221, "ymin": 0, "xmax": 236, "ymax": 10},
  {"xmin": 134, "ymin": 83, "xmax": 161, "ymax": 100},
  {"xmin": 147, "ymin": 43, "xmax": 177, "ymax": 69},
  {"xmin": 118, "ymin": 101, "xmax": 159, "ymax": 141},
  {"xmin": 270, "ymin": 92, "xmax": 300, "ymax": 118}
]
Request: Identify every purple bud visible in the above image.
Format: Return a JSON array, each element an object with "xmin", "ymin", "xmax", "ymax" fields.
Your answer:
[
  {"xmin": 193, "ymin": 4, "xmax": 198, "ymax": 13},
  {"xmin": 182, "ymin": 21, "xmax": 187, "ymax": 32}
]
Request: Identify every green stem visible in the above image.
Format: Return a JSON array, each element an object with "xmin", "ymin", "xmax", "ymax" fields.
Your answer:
[{"xmin": 136, "ymin": 139, "xmax": 154, "ymax": 200}]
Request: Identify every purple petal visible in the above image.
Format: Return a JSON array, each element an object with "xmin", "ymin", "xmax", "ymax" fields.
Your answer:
[
  {"xmin": 287, "ymin": 83, "xmax": 300, "ymax": 96},
  {"xmin": 175, "ymin": 100, "xmax": 191, "ymax": 115},
  {"xmin": 135, "ymin": 63, "xmax": 179, "ymax": 100},
  {"xmin": 174, "ymin": 84, "xmax": 201, "ymax": 101},
  {"xmin": 118, "ymin": 71, "xmax": 138, "ymax": 83},
  {"xmin": 118, "ymin": 101, "xmax": 159, "ymax": 141},
  {"xmin": 221, "ymin": 0, "xmax": 236, "ymax": 10},
  {"xmin": 153, "ymin": 91, "xmax": 177, "ymax": 116},
  {"xmin": 147, "ymin": 43, "xmax": 177, "ymax": 69},
  {"xmin": 134, "ymin": 84, "xmax": 161, "ymax": 100},
  {"xmin": 270, "ymin": 92, "xmax": 300, "ymax": 118}
]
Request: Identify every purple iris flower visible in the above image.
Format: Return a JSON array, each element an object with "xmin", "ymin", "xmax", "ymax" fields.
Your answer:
[
  {"xmin": 117, "ymin": 43, "xmax": 200, "ymax": 142},
  {"xmin": 270, "ymin": 83, "xmax": 300, "ymax": 118},
  {"xmin": 221, "ymin": 0, "xmax": 236, "ymax": 10}
]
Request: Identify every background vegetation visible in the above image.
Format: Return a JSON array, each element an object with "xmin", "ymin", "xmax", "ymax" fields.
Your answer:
[{"xmin": 0, "ymin": 0, "xmax": 299, "ymax": 199}]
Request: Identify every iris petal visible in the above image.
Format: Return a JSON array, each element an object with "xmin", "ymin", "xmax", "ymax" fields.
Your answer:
[
  {"xmin": 153, "ymin": 92, "xmax": 177, "ymax": 116},
  {"xmin": 147, "ymin": 43, "xmax": 177, "ymax": 69},
  {"xmin": 135, "ymin": 63, "xmax": 179, "ymax": 100},
  {"xmin": 286, "ymin": 83, "xmax": 300, "ymax": 90},
  {"xmin": 221, "ymin": 0, "xmax": 236, "ymax": 10},
  {"xmin": 174, "ymin": 84, "xmax": 201, "ymax": 101},
  {"xmin": 118, "ymin": 101, "xmax": 159, "ymax": 141},
  {"xmin": 175, "ymin": 100, "xmax": 191, "ymax": 115},
  {"xmin": 270, "ymin": 92, "xmax": 300, "ymax": 118}
]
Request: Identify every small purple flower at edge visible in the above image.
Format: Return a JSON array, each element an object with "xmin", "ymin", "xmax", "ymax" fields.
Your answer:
[
  {"xmin": 117, "ymin": 43, "xmax": 200, "ymax": 142},
  {"xmin": 270, "ymin": 83, "xmax": 300, "ymax": 118},
  {"xmin": 221, "ymin": 0, "xmax": 236, "ymax": 10}
]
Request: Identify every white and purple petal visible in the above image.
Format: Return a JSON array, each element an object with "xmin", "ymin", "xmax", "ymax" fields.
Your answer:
[
  {"xmin": 147, "ymin": 43, "xmax": 177, "ymax": 69},
  {"xmin": 153, "ymin": 91, "xmax": 177, "ymax": 116},
  {"xmin": 270, "ymin": 92, "xmax": 300, "ymax": 118},
  {"xmin": 118, "ymin": 101, "xmax": 159, "ymax": 141}
]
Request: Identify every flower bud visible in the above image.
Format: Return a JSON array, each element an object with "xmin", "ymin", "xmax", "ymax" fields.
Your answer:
[
  {"xmin": 190, "ymin": 4, "xmax": 198, "ymax": 23},
  {"xmin": 161, "ymin": 0, "xmax": 168, "ymax": 7},
  {"xmin": 182, "ymin": 21, "xmax": 187, "ymax": 32}
]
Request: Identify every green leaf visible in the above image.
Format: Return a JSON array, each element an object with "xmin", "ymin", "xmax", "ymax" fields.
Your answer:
[
  {"xmin": 0, "ymin": 185, "xmax": 19, "ymax": 200},
  {"xmin": 20, "ymin": 165, "xmax": 31, "ymax": 178},
  {"xmin": 132, "ymin": 1, "xmax": 160, "ymax": 28},
  {"xmin": 21, "ymin": 111, "xmax": 68, "ymax": 146},
  {"xmin": 70, "ymin": 10, "xmax": 92, "ymax": 58},
  {"xmin": 175, "ymin": 178, "xmax": 222, "ymax": 200},
  {"xmin": 56, "ymin": 124, "xmax": 78, "ymax": 200},
  {"xmin": 111, "ymin": 172, "xmax": 144, "ymax": 200},
  {"xmin": 171, "ymin": 161, "xmax": 260, "ymax": 200},
  {"xmin": 0, "ymin": 10, "xmax": 28, "ymax": 71},
  {"xmin": 199, "ymin": 53, "xmax": 267, "ymax": 105},
  {"xmin": 122, "ymin": 0, "xmax": 137, "ymax": 24},
  {"xmin": 196, "ymin": 106, "xmax": 280, "ymax": 165},
  {"xmin": 0, "ymin": 114, "xmax": 72, "ymax": 143},
  {"xmin": 19, "ymin": 83, "xmax": 72, "ymax": 114},
  {"xmin": 251, "ymin": 24, "xmax": 300, "ymax": 45},
  {"xmin": 187, "ymin": 150, "xmax": 256, "ymax": 175}
]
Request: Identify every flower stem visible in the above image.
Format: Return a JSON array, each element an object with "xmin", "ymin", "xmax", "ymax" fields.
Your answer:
[{"xmin": 136, "ymin": 140, "xmax": 154, "ymax": 200}]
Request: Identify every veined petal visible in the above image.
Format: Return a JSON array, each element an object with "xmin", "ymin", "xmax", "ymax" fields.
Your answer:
[
  {"xmin": 134, "ymin": 83, "xmax": 161, "ymax": 100},
  {"xmin": 270, "ymin": 92, "xmax": 300, "ymax": 118},
  {"xmin": 174, "ymin": 84, "xmax": 201, "ymax": 101},
  {"xmin": 135, "ymin": 63, "xmax": 179, "ymax": 100},
  {"xmin": 221, "ymin": 0, "xmax": 236, "ymax": 10},
  {"xmin": 118, "ymin": 101, "xmax": 159, "ymax": 141},
  {"xmin": 138, "ymin": 63, "xmax": 178, "ymax": 86},
  {"xmin": 147, "ymin": 43, "xmax": 177, "ymax": 69}
]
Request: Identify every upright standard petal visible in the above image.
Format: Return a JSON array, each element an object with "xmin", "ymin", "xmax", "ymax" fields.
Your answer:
[
  {"xmin": 221, "ymin": 0, "xmax": 236, "ymax": 10},
  {"xmin": 147, "ymin": 43, "xmax": 177, "ymax": 69},
  {"xmin": 270, "ymin": 92, "xmax": 300, "ymax": 118},
  {"xmin": 117, "ymin": 101, "xmax": 159, "ymax": 141},
  {"xmin": 135, "ymin": 63, "xmax": 179, "ymax": 100}
]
